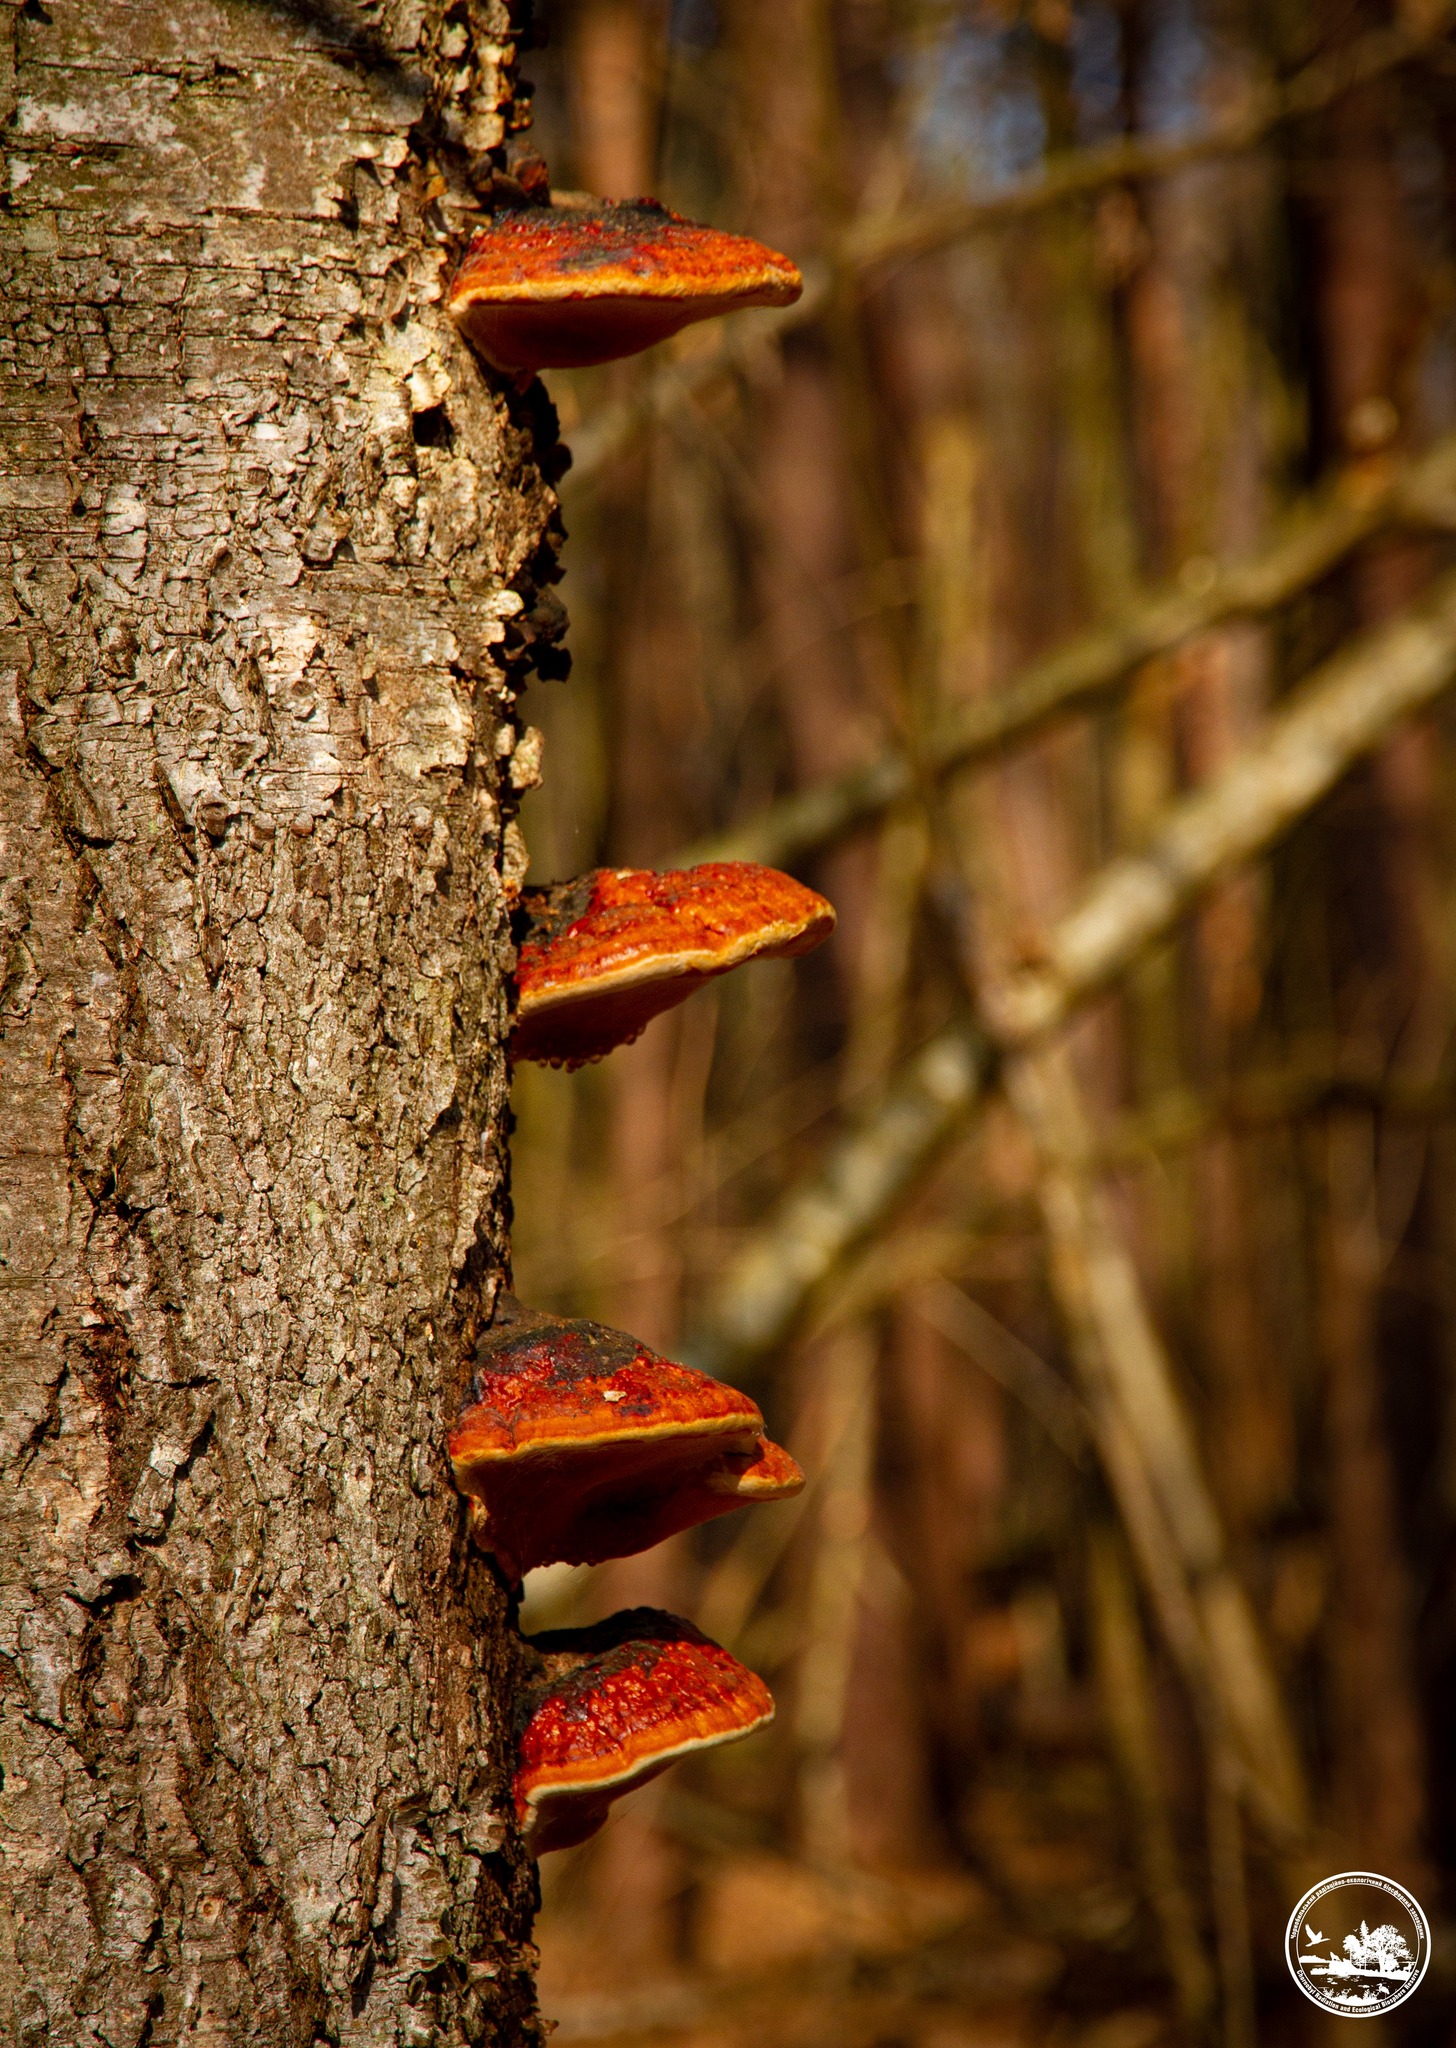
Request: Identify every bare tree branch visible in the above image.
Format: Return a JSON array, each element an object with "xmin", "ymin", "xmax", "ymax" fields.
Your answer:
[
  {"xmin": 840, "ymin": 13, "xmax": 1450, "ymax": 272},
  {"xmin": 1088, "ymin": 1530, "xmax": 1216, "ymax": 2029},
  {"xmin": 1006, "ymin": 1048, "xmax": 1310, "ymax": 1848},
  {"xmin": 681, "ymin": 433, "xmax": 1456, "ymax": 870},
  {"xmin": 565, "ymin": 13, "xmax": 1454, "ymax": 493},
  {"xmin": 687, "ymin": 567, "xmax": 1456, "ymax": 1380},
  {"xmin": 992, "ymin": 565, "xmax": 1456, "ymax": 1042}
]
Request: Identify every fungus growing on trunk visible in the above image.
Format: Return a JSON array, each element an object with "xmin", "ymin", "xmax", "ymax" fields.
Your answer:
[
  {"xmin": 511, "ymin": 861, "xmax": 836, "ymax": 1068},
  {"xmin": 448, "ymin": 199, "xmax": 802, "ymax": 374},
  {"xmin": 449, "ymin": 1298, "xmax": 803, "ymax": 1579},
  {"xmin": 515, "ymin": 1608, "xmax": 774, "ymax": 1853}
]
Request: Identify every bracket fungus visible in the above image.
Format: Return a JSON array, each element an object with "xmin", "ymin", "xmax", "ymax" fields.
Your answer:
[
  {"xmin": 511, "ymin": 861, "xmax": 836, "ymax": 1068},
  {"xmin": 448, "ymin": 1298, "xmax": 803, "ymax": 1580},
  {"xmin": 515, "ymin": 1608, "xmax": 774, "ymax": 1853},
  {"xmin": 447, "ymin": 199, "xmax": 803, "ymax": 375}
]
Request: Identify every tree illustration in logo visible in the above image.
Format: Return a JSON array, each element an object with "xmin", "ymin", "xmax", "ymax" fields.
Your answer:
[
  {"xmin": 1302, "ymin": 1918, "xmax": 1415, "ymax": 2000},
  {"xmin": 1341, "ymin": 1925, "xmax": 1413, "ymax": 1979}
]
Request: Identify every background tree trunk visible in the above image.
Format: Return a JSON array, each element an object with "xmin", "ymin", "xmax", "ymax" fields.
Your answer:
[{"xmin": 0, "ymin": 1, "xmax": 561, "ymax": 2039}]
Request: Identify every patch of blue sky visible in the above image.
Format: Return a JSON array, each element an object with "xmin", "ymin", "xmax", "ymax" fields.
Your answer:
[
  {"xmin": 1070, "ymin": 2, "xmax": 1124, "ymax": 145},
  {"xmin": 899, "ymin": 17, "xmax": 1046, "ymax": 195},
  {"xmin": 1138, "ymin": 0, "xmax": 1210, "ymax": 136},
  {"xmin": 669, "ymin": 0, "xmax": 718, "ymax": 56}
]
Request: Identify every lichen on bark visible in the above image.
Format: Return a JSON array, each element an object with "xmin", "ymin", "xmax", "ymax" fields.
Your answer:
[{"xmin": 0, "ymin": 0, "xmax": 564, "ymax": 2040}]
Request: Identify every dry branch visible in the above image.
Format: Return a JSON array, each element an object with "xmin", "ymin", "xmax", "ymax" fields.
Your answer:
[
  {"xmin": 840, "ymin": 13, "xmax": 1449, "ymax": 271},
  {"xmin": 688, "ymin": 569, "xmax": 1456, "ymax": 1379},
  {"xmin": 914, "ymin": 1281, "xmax": 1091, "ymax": 1464},
  {"xmin": 1089, "ymin": 1529, "xmax": 1215, "ymax": 2029},
  {"xmin": 566, "ymin": 14, "xmax": 1453, "ymax": 492},
  {"xmin": 1097, "ymin": 1054, "xmax": 1456, "ymax": 1165},
  {"xmin": 993, "ymin": 565, "xmax": 1456, "ymax": 1043},
  {"xmin": 1006, "ymin": 1050, "xmax": 1310, "ymax": 1847},
  {"xmin": 682, "ymin": 433, "xmax": 1456, "ymax": 870},
  {"xmin": 794, "ymin": 1324, "xmax": 877, "ymax": 1868}
]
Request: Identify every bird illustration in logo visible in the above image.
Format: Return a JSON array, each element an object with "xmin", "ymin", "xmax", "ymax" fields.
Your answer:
[{"xmin": 1305, "ymin": 1926, "xmax": 1325, "ymax": 1947}]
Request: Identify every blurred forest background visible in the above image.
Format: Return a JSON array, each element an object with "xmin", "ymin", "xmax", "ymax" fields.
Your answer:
[{"xmin": 505, "ymin": 0, "xmax": 1456, "ymax": 2041}]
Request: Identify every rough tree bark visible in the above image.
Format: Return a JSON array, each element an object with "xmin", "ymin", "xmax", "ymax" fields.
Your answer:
[{"xmin": 0, "ymin": 1, "xmax": 565, "ymax": 2040}]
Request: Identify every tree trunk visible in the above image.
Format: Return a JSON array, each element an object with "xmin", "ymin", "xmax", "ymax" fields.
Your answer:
[{"xmin": 0, "ymin": 1, "xmax": 562, "ymax": 2040}]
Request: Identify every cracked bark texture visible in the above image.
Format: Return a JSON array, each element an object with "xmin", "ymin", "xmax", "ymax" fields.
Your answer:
[{"xmin": 0, "ymin": 0, "xmax": 565, "ymax": 2040}]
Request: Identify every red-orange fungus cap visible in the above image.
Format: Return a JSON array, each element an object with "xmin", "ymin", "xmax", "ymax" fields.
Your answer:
[
  {"xmin": 447, "ymin": 199, "xmax": 803, "ymax": 373},
  {"xmin": 511, "ymin": 861, "xmax": 836, "ymax": 1069},
  {"xmin": 514, "ymin": 1608, "xmax": 774, "ymax": 1854},
  {"xmin": 448, "ymin": 1299, "xmax": 803, "ymax": 1579}
]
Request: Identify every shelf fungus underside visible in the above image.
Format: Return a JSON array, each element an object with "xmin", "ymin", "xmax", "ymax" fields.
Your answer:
[
  {"xmin": 511, "ymin": 861, "xmax": 836, "ymax": 1067},
  {"xmin": 515, "ymin": 1610, "xmax": 775, "ymax": 1853},
  {"xmin": 450, "ymin": 1303, "xmax": 803, "ymax": 1579}
]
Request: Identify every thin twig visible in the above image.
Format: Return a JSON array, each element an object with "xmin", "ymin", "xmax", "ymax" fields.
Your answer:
[
  {"xmin": 1094, "ymin": 1044, "xmax": 1456, "ymax": 1165},
  {"xmin": 913, "ymin": 1279, "xmax": 1091, "ymax": 1465}
]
